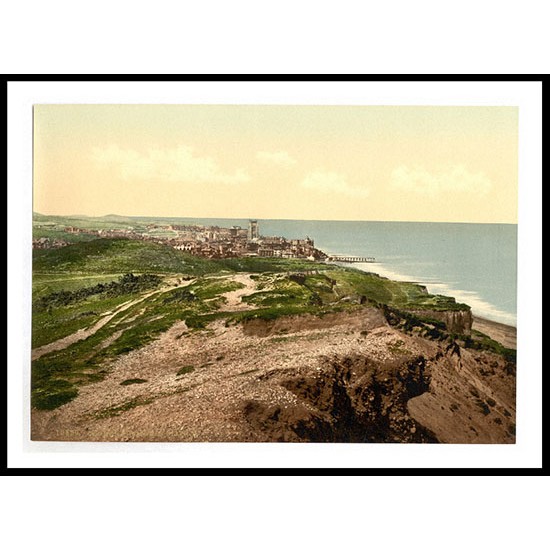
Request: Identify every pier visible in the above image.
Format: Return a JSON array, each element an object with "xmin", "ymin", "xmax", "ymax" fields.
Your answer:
[{"xmin": 326, "ymin": 255, "xmax": 376, "ymax": 263}]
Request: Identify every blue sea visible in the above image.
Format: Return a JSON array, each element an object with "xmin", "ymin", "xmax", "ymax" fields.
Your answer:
[{"xmin": 152, "ymin": 217, "xmax": 518, "ymax": 326}]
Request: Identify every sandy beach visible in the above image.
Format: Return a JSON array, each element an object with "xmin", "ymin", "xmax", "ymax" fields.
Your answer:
[{"xmin": 472, "ymin": 316, "xmax": 517, "ymax": 350}]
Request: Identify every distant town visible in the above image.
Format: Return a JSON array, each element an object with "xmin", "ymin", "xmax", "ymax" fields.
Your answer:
[{"xmin": 33, "ymin": 219, "xmax": 328, "ymax": 261}]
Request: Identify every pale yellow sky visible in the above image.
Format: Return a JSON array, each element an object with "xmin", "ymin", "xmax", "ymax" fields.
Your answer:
[{"xmin": 33, "ymin": 104, "xmax": 518, "ymax": 223}]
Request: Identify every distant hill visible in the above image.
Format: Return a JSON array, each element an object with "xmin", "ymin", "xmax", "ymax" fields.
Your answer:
[{"xmin": 33, "ymin": 213, "xmax": 147, "ymax": 231}]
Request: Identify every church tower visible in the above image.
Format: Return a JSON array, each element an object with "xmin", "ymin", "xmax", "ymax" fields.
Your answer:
[{"xmin": 248, "ymin": 220, "xmax": 259, "ymax": 241}]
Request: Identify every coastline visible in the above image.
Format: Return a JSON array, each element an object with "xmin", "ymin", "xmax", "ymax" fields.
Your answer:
[
  {"xmin": 32, "ymin": 276, "xmax": 518, "ymax": 444},
  {"xmin": 31, "ymin": 250, "xmax": 518, "ymax": 444},
  {"xmin": 350, "ymin": 262, "xmax": 517, "ymax": 348},
  {"xmin": 472, "ymin": 316, "xmax": 517, "ymax": 350}
]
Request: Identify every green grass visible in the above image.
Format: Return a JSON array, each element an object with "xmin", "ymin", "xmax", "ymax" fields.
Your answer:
[
  {"xmin": 186, "ymin": 278, "xmax": 245, "ymax": 300},
  {"xmin": 329, "ymin": 268, "xmax": 469, "ymax": 311},
  {"xmin": 34, "ymin": 213, "xmax": 147, "ymax": 231},
  {"xmin": 33, "ymin": 227, "xmax": 100, "ymax": 243},
  {"xmin": 33, "ymin": 273, "xmax": 124, "ymax": 298},
  {"xmin": 31, "ymin": 379, "xmax": 79, "ymax": 410},
  {"xmin": 32, "ymin": 294, "xmax": 131, "ymax": 348},
  {"xmin": 300, "ymin": 273, "xmax": 339, "ymax": 303},
  {"xmin": 32, "ymin": 273, "xmax": 163, "ymax": 348},
  {"xmin": 94, "ymin": 395, "xmax": 155, "ymax": 418},
  {"xmin": 30, "ymin": 235, "xmax": 476, "ymax": 411},
  {"xmin": 215, "ymin": 256, "xmax": 334, "ymax": 273},
  {"xmin": 241, "ymin": 272, "xmax": 337, "ymax": 310},
  {"xmin": 33, "ymin": 238, "xmax": 226, "ymax": 275},
  {"xmin": 230, "ymin": 303, "xmax": 353, "ymax": 324},
  {"xmin": 461, "ymin": 330, "xmax": 517, "ymax": 362},
  {"xmin": 34, "ymin": 273, "xmax": 162, "ymax": 312},
  {"xmin": 30, "ymin": 276, "xmax": 242, "ymax": 410},
  {"xmin": 33, "ymin": 239, "xmax": 466, "ymax": 312},
  {"xmin": 240, "ymin": 269, "xmax": 469, "ymax": 324},
  {"xmin": 243, "ymin": 282, "xmax": 313, "ymax": 307},
  {"xmin": 32, "ymin": 237, "xmax": 334, "ymax": 279}
]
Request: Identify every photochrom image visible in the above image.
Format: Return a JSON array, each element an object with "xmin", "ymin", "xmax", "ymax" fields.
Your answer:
[{"xmin": 31, "ymin": 105, "xmax": 517, "ymax": 443}]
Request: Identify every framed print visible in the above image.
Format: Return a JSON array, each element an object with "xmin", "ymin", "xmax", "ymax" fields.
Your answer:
[{"xmin": 6, "ymin": 77, "xmax": 543, "ymax": 471}]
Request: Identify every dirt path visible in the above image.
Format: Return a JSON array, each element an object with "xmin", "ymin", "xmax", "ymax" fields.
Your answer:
[
  {"xmin": 218, "ymin": 273, "xmax": 258, "ymax": 312},
  {"xmin": 31, "ymin": 280, "xmax": 195, "ymax": 361}
]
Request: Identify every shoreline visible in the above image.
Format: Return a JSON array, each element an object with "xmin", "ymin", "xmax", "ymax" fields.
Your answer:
[
  {"xmin": 472, "ymin": 315, "xmax": 517, "ymax": 350},
  {"xmin": 347, "ymin": 261, "xmax": 516, "ymax": 347},
  {"xmin": 341, "ymin": 256, "xmax": 517, "ymax": 349}
]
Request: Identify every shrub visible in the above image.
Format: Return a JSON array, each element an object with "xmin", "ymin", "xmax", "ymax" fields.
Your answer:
[
  {"xmin": 34, "ymin": 273, "xmax": 162, "ymax": 311},
  {"xmin": 163, "ymin": 288, "xmax": 196, "ymax": 303},
  {"xmin": 120, "ymin": 378, "xmax": 148, "ymax": 386},
  {"xmin": 176, "ymin": 365, "xmax": 195, "ymax": 376}
]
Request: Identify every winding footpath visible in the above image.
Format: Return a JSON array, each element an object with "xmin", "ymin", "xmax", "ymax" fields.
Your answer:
[
  {"xmin": 218, "ymin": 273, "xmax": 258, "ymax": 312},
  {"xmin": 31, "ymin": 280, "xmax": 194, "ymax": 361}
]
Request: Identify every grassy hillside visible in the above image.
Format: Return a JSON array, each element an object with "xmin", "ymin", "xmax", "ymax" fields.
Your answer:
[
  {"xmin": 33, "ymin": 238, "xmax": 336, "ymax": 276},
  {"xmin": 32, "ymin": 293, "xmax": 131, "ymax": 348},
  {"xmin": 33, "ymin": 238, "xmax": 223, "ymax": 275},
  {"xmin": 32, "ymin": 227, "xmax": 100, "ymax": 243},
  {"xmin": 31, "ymin": 237, "xmax": 476, "ymax": 411},
  {"xmin": 216, "ymin": 256, "xmax": 334, "ymax": 273},
  {"xmin": 31, "ymin": 278, "xmax": 240, "ymax": 409},
  {"xmin": 239, "ymin": 269, "xmax": 469, "ymax": 318},
  {"xmin": 32, "ymin": 239, "xmax": 469, "ymax": 337},
  {"xmin": 33, "ymin": 273, "xmax": 124, "ymax": 298},
  {"xmin": 328, "ymin": 269, "xmax": 470, "ymax": 311}
]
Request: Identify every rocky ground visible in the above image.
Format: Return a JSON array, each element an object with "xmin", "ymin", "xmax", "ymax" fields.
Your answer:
[{"xmin": 31, "ymin": 275, "xmax": 517, "ymax": 443}]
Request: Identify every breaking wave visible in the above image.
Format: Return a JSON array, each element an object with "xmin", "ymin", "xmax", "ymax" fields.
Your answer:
[{"xmin": 354, "ymin": 262, "xmax": 517, "ymax": 327}]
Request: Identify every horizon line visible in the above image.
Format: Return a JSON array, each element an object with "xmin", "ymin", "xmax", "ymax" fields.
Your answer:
[{"xmin": 32, "ymin": 211, "xmax": 519, "ymax": 225}]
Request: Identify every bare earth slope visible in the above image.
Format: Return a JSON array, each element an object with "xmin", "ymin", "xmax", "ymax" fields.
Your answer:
[{"xmin": 32, "ymin": 279, "xmax": 516, "ymax": 443}]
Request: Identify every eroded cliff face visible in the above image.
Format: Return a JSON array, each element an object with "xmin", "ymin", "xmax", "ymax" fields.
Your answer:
[
  {"xmin": 237, "ymin": 305, "xmax": 514, "ymax": 444},
  {"xmin": 241, "ymin": 308, "xmax": 387, "ymax": 337},
  {"xmin": 31, "ymin": 304, "xmax": 515, "ymax": 444},
  {"xmin": 407, "ymin": 309, "xmax": 473, "ymax": 335},
  {"xmin": 242, "ymin": 354, "xmax": 437, "ymax": 443},
  {"xmin": 240, "ymin": 333, "xmax": 515, "ymax": 444},
  {"xmin": 407, "ymin": 342, "xmax": 516, "ymax": 443}
]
